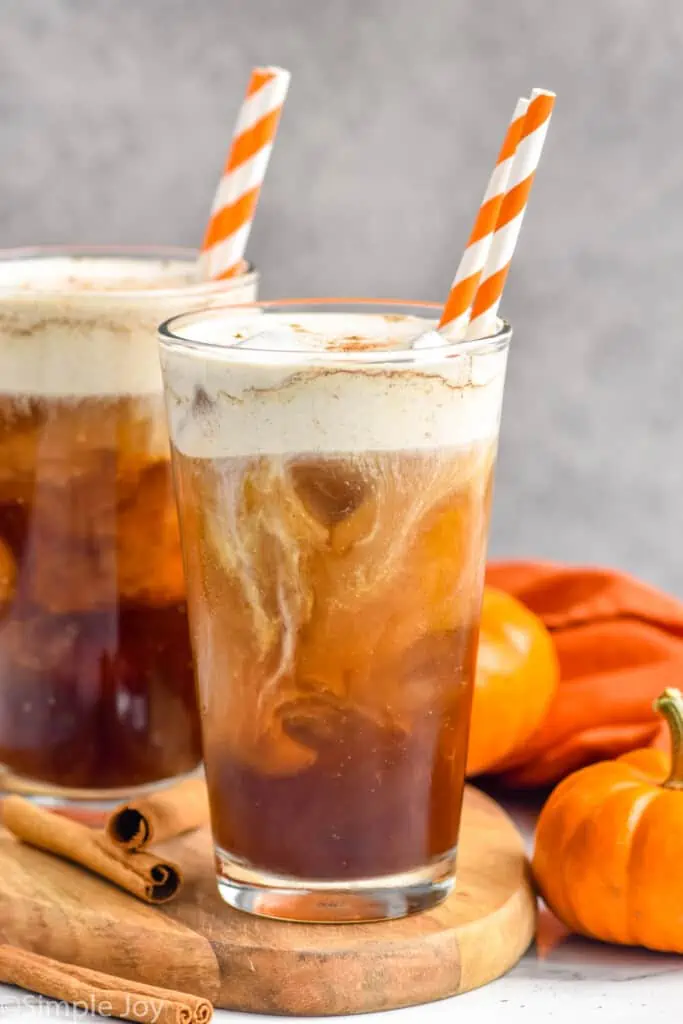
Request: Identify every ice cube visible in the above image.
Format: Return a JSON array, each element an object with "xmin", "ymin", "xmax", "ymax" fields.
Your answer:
[
  {"xmin": 234, "ymin": 327, "xmax": 297, "ymax": 351},
  {"xmin": 291, "ymin": 458, "xmax": 367, "ymax": 525},
  {"xmin": 411, "ymin": 329, "xmax": 448, "ymax": 350}
]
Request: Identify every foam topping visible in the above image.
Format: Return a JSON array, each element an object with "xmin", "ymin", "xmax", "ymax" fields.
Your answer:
[
  {"xmin": 0, "ymin": 256, "xmax": 258, "ymax": 398},
  {"xmin": 0, "ymin": 256, "xmax": 200, "ymax": 293},
  {"xmin": 160, "ymin": 311, "xmax": 509, "ymax": 458}
]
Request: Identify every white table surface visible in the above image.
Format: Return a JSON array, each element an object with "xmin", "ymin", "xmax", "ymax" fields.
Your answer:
[{"xmin": 2, "ymin": 797, "xmax": 681, "ymax": 1023}]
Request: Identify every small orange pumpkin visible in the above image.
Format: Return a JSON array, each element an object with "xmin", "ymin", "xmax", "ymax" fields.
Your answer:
[
  {"xmin": 466, "ymin": 587, "xmax": 559, "ymax": 776},
  {"xmin": 533, "ymin": 687, "xmax": 683, "ymax": 953}
]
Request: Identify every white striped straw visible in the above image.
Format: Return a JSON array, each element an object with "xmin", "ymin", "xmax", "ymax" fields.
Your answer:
[
  {"xmin": 465, "ymin": 88, "xmax": 556, "ymax": 340},
  {"xmin": 200, "ymin": 66, "xmax": 291, "ymax": 280},
  {"xmin": 437, "ymin": 97, "xmax": 529, "ymax": 337}
]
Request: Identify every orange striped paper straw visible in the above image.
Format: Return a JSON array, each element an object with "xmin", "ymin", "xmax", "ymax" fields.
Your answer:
[
  {"xmin": 200, "ymin": 66, "xmax": 291, "ymax": 280},
  {"xmin": 438, "ymin": 97, "xmax": 529, "ymax": 335},
  {"xmin": 465, "ymin": 88, "xmax": 556, "ymax": 340}
]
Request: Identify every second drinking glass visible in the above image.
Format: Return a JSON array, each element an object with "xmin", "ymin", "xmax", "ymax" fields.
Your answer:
[
  {"xmin": 159, "ymin": 299, "xmax": 511, "ymax": 923},
  {"xmin": 0, "ymin": 246, "xmax": 257, "ymax": 813}
]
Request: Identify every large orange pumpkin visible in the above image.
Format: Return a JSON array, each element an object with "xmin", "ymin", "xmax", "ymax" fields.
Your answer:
[
  {"xmin": 466, "ymin": 587, "xmax": 559, "ymax": 776},
  {"xmin": 533, "ymin": 688, "xmax": 683, "ymax": 953}
]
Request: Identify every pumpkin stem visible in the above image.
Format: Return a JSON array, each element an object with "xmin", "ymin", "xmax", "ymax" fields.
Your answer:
[{"xmin": 654, "ymin": 688, "xmax": 683, "ymax": 789}]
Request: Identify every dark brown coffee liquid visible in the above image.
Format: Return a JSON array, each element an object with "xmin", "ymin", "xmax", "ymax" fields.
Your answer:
[
  {"xmin": 0, "ymin": 600, "xmax": 198, "ymax": 789},
  {"xmin": 0, "ymin": 394, "xmax": 202, "ymax": 791},
  {"xmin": 173, "ymin": 446, "xmax": 492, "ymax": 880},
  {"xmin": 206, "ymin": 629, "xmax": 476, "ymax": 879}
]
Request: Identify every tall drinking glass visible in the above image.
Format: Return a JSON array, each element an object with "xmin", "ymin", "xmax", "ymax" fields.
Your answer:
[
  {"xmin": 159, "ymin": 299, "xmax": 510, "ymax": 922},
  {"xmin": 0, "ymin": 247, "xmax": 257, "ymax": 815}
]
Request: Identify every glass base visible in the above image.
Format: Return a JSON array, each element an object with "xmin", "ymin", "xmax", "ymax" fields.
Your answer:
[
  {"xmin": 0, "ymin": 764, "xmax": 203, "ymax": 826},
  {"xmin": 215, "ymin": 845, "xmax": 457, "ymax": 923}
]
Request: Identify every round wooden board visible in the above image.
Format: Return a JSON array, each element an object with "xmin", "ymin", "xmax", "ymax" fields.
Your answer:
[{"xmin": 0, "ymin": 786, "xmax": 536, "ymax": 1017}]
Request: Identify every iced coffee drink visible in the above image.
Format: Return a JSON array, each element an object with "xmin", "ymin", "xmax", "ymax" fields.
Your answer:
[
  {"xmin": 159, "ymin": 299, "xmax": 510, "ymax": 922},
  {"xmin": 0, "ymin": 247, "xmax": 257, "ymax": 809}
]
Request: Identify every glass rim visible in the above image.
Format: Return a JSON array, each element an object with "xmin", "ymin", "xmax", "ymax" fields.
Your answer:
[
  {"xmin": 158, "ymin": 298, "xmax": 512, "ymax": 366},
  {"xmin": 0, "ymin": 245, "xmax": 258, "ymax": 300}
]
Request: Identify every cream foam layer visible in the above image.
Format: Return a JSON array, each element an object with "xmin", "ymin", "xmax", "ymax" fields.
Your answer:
[
  {"xmin": 0, "ymin": 255, "xmax": 201, "ymax": 292},
  {"xmin": 160, "ymin": 311, "xmax": 509, "ymax": 458},
  {"xmin": 0, "ymin": 257, "xmax": 257, "ymax": 397}
]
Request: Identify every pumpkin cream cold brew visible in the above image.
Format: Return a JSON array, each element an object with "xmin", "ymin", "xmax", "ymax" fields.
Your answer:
[
  {"xmin": 0, "ymin": 251, "xmax": 256, "ymax": 803},
  {"xmin": 160, "ymin": 302, "xmax": 510, "ymax": 921}
]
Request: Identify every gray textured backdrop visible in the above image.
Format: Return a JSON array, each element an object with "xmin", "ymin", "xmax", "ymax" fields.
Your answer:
[{"xmin": 2, "ymin": 0, "xmax": 683, "ymax": 593}]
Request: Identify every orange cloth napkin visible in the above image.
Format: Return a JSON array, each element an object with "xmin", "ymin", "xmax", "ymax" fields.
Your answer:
[{"xmin": 485, "ymin": 560, "xmax": 683, "ymax": 786}]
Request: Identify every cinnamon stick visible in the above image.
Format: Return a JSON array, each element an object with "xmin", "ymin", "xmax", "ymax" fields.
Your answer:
[
  {"xmin": 0, "ymin": 945, "xmax": 212, "ymax": 1024},
  {"xmin": 1, "ymin": 796, "xmax": 182, "ymax": 904},
  {"xmin": 107, "ymin": 778, "xmax": 210, "ymax": 851}
]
